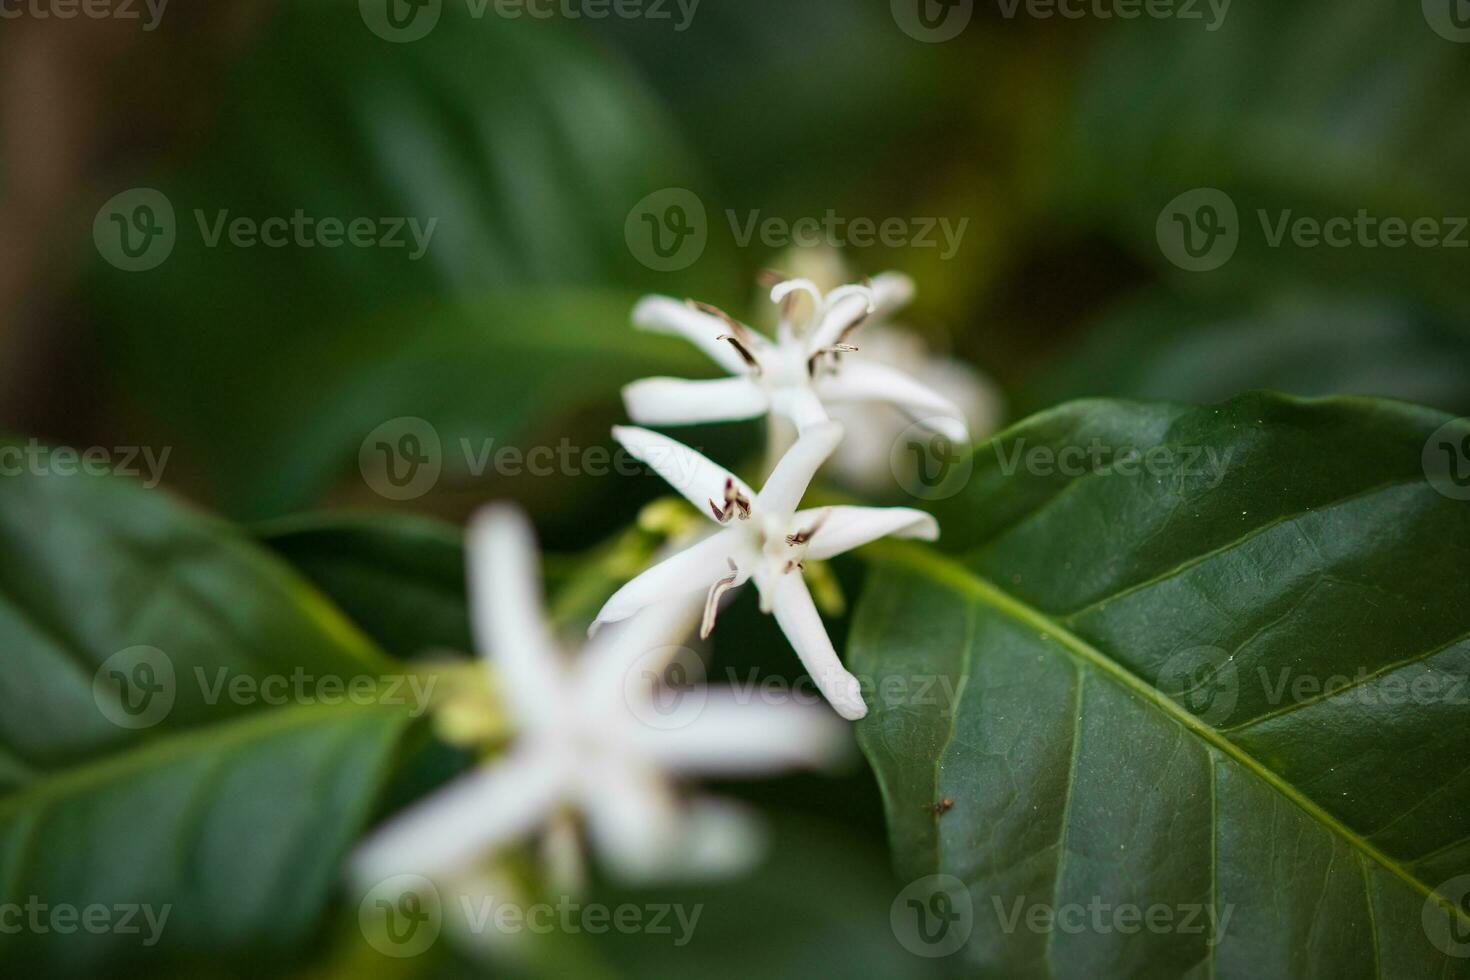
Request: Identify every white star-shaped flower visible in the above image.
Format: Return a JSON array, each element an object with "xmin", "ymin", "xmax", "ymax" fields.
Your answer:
[
  {"xmin": 622, "ymin": 273, "xmax": 972, "ymax": 443},
  {"xmin": 592, "ymin": 423, "xmax": 940, "ymax": 721},
  {"xmin": 351, "ymin": 505, "xmax": 847, "ymax": 889}
]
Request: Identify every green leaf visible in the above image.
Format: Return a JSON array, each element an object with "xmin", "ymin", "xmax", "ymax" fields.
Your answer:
[
  {"xmin": 852, "ymin": 393, "xmax": 1470, "ymax": 976},
  {"xmin": 0, "ymin": 464, "xmax": 422, "ymax": 969},
  {"xmin": 1061, "ymin": 0, "xmax": 1470, "ymax": 316},
  {"xmin": 84, "ymin": 3, "xmax": 720, "ymax": 518},
  {"xmin": 1022, "ymin": 291, "xmax": 1470, "ymax": 417},
  {"xmin": 258, "ymin": 512, "xmax": 471, "ymax": 660}
]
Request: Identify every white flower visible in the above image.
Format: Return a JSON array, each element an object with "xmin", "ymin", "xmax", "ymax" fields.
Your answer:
[
  {"xmin": 591, "ymin": 423, "xmax": 939, "ymax": 721},
  {"xmin": 622, "ymin": 273, "xmax": 972, "ymax": 443},
  {"xmin": 351, "ymin": 505, "xmax": 847, "ymax": 889},
  {"xmin": 827, "ymin": 324, "xmax": 1002, "ymax": 492}
]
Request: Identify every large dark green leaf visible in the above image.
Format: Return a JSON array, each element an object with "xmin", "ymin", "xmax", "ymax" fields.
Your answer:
[
  {"xmin": 0, "ymin": 464, "xmax": 422, "ymax": 969},
  {"xmin": 852, "ymin": 393, "xmax": 1470, "ymax": 976},
  {"xmin": 1023, "ymin": 291, "xmax": 1470, "ymax": 417}
]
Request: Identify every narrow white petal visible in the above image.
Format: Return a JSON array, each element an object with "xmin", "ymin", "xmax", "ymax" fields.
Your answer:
[
  {"xmin": 622, "ymin": 376, "xmax": 769, "ymax": 426},
  {"xmin": 816, "ymin": 362, "xmax": 971, "ymax": 444},
  {"xmin": 797, "ymin": 505, "xmax": 939, "ymax": 561},
  {"xmin": 769, "ymin": 277, "xmax": 824, "ymax": 318},
  {"xmin": 576, "ymin": 759, "xmax": 682, "ymax": 883},
  {"xmin": 769, "ymin": 385, "xmax": 831, "ymax": 433},
  {"xmin": 755, "ymin": 421, "xmax": 843, "ymax": 520},
  {"xmin": 612, "ymin": 426, "xmax": 757, "ymax": 519},
  {"xmin": 666, "ymin": 797, "xmax": 768, "ymax": 880},
  {"xmin": 580, "ymin": 588, "xmax": 705, "ymax": 716},
  {"xmin": 630, "ymin": 688, "xmax": 851, "ymax": 775},
  {"xmin": 869, "ymin": 271, "xmax": 916, "ymax": 319},
  {"xmin": 769, "ymin": 573, "xmax": 867, "ymax": 720},
  {"xmin": 632, "ymin": 296, "xmax": 752, "ymax": 376},
  {"xmin": 349, "ymin": 747, "xmax": 567, "ymax": 886},
  {"xmin": 466, "ymin": 506, "xmax": 564, "ymax": 730},
  {"xmin": 590, "ymin": 530, "xmax": 746, "ymax": 633},
  {"xmin": 805, "ymin": 288, "xmax": 874, "ymax": 354}
]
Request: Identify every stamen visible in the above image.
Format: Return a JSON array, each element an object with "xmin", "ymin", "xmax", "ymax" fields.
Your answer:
[
  {"xmin": 757, "ymin": 269, "xmax": 789, "ymax": 290},
  {"xmin": 709, "ymin": 477, "xmax": 752, "ymax": 524},
  {"xmin": 718, "ymin": 334, "xmax": 762, "ymax": 376},
  {"xmin": 689, "ymin": 300, "xmax": 753, "ymax": 344},
  {"xmin": 701, "ymin": 559, "xmax": 741, "ymax": 639},
  {"xmin": 781, "ymin": 559, "xmax": 805, "ymax": 574},
  {"xmin": 785, "ymin": 509, "xmax": 830, "ymax": 546},
  {"xmin": 806, "ymin": 345, "xmax": 860, "ymax": 378}
]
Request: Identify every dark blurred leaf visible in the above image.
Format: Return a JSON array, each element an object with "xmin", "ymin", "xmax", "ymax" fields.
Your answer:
[
  {"xmin": 853, "ymin": 393, "xmax": 1470, "ymax": 975},
  {"xmin": 259, "ymin": 512, "xmax": 471, "ymax": 659},
  {"xmin": 0, "ymin": 457, "xmax": 399, "ymax": 783},
  {"xmin": 0, "ymin": 463, "xmax": 421, "ymax": 971},
  {"xmin": 86, "ymin": 3, "xmax": 722, "ymax": 518},
  {"xmin": 1060, "ymin": 1, "xmax": 1470, "ymax": 317},
  {"xmin": 1022, "ymin": 291, "xmax": 1470, "ymax": 416}
]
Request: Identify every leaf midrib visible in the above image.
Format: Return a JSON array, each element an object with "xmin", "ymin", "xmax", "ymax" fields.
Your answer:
[{"xmin": 870, "ymin": 539, "xmax": 1470, "ymax": 929}]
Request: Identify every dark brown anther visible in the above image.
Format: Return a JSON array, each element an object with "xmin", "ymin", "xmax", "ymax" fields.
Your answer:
[{"xmin": 701, "ymin": 558, "xmax": 742, "ymax": 638}]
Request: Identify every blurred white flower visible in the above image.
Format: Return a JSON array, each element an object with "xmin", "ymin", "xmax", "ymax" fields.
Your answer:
[
  {"xmin": 622, "ymin": 274, "xmax": 971, "ymax": 445},
  {"xmin": 351, "ymin": 505, "xmax": 847, "ymax": 890},
  {"xmin": 591, "ymin": 423, "xmax": 938, "ymax": 720}
]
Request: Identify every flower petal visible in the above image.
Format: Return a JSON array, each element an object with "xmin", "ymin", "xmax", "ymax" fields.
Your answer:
[
  {"xmin": 349, "ymin": 747, "xmax": 567, "ymax": 886},
  {"xmin": 632, "ymin": 295, "xmax": 753, "ymax": 376},
  {"xmin": 612, "ymin": 425, "xmax": 757, "ymax": 518},
  {"xmin": 769, "ymin": 385, "xmax": 831, "ymax": 433},
  {"xmin": 590, "ymin": 530, "xmax": 746, "ymax": 633},
  {"xmin": 796, "ymin": 505, "xmax": 939, "ymax": 561},
  {"xmin": 767, "ymin": 572, "xmax": 867, "ymax": 720},
  {"xmin": 580, "ymin": 588, "xmax": 704, "ymax": 715},
  {"xmin": 622, "ymin": 376, "xmax": 769, "ymax": 427},
  {"xmin": 576, "ymin": 758, "xmax": 682, "ymax": 883},
  {"xmin": 755, "ymin": 421, "xmax": 843, "ymax": 520},
  {"xmin": 466, "ymin": 505, "xmax": 564, "ymax": 730},
  {"xmin": 629, "ymin": 687, "xmax": 851, "ymax": 775},
  {"xmin": 665, "ymin": 796, "xmax": 768, "ymax": 880},
  {"xmin": 869, "ymin": 271, "xmax": 916, "ymax": 319},
  {"xmin": 805, "ymin": 287, "xmax": 874, "ymax": 354},
  {"xmin": 816, "ymin": 361, "xmax": 971, "ymax": 444}
]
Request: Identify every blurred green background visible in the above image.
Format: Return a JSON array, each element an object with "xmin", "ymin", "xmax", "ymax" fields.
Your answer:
[{"xmin": 3, "ymin": 0, "xmax": 1469, "ymax": 975}]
